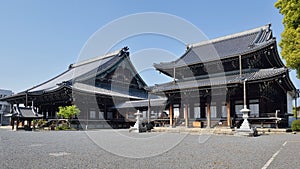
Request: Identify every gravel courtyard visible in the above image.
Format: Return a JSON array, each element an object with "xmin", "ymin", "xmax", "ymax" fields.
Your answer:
[{"xmin": 0, "ymin": 127, "xmax": 299, "ymax": 169}]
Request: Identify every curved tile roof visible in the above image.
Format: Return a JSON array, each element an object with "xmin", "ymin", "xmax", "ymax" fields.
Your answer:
[
  {"xmin": 13, "ymin": 107, "xmax": 43, "ymax": 118},
  {"xmin": 2, "ymin": 47, "xmax": 150, "ymax": 102},
  {"xmin": 28, "ymin": 49, "xmax": 124, "ymax": 93},
  {"xmin": 154, "ymin": 24, "xmax": 275, "ymax": 70},
  {"xmin": 150, "ymin": 67, "xmax": 288, "ymax": 93}
]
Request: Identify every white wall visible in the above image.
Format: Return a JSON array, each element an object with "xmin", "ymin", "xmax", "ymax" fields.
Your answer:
[{"xmin": 287, "ymin": 92, "xmax": 294, "ymax": 114}]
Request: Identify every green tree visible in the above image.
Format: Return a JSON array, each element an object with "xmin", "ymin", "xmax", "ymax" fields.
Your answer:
[
  {"xmin": 57, "ymin": 105, "xmax": 80, "ymax": 119},
  {"xmin": 292, "ymin": 106, "xmax": 297, "ymax": 118},
  {"xmin": 291, "ymin": 119, "xmax": 300, "ymax": 131},
  {"xmin": 275, "ymin": 0, "xmax": 300, "ymax": 78}
]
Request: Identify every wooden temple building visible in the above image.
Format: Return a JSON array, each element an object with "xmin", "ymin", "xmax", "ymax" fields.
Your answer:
[
  {"xmin": 1, "ymin": 24, "xmax": 297, "ymax": 129},
  {"xmin": 110, "ymin": 24, "xmax": 297, "ymax": 129},
  {"xmin": 2, "ymin": 47, "xmax": 148, "ymax": 129},
  {"xmin": 150, "ymin": 24, "xmax": 297, "ymax": 128}
]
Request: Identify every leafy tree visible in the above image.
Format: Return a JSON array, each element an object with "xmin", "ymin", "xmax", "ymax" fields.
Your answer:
[
  {"xmin": 291, "ymin": 119, "xmax": 300, "ymax": 131},
  {"xmin": 57, "ymin": 105, "xmax": 80, "ymax": 119},
  {"xmin": 275, "ymin": 0, "xmax": 300, "ymax": 78},
  {"xmin": 292, "ymin": 106, "xmax": 297, "ymax": 118}
]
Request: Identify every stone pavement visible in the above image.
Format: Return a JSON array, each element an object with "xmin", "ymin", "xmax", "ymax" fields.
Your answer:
[{"xmin": 0, "ymin": 126, "xmax": 299, "ymax": 169}]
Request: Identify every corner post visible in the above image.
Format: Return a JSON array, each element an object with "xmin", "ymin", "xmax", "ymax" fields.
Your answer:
[{"xmin": 169, "ymin": 104, "xmax": 173, "ymax": 128}]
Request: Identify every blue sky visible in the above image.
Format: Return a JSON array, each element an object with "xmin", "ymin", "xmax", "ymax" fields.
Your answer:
[{"xmin": 0, "ymin": 0, "xmax": 299, "ymax": 100}]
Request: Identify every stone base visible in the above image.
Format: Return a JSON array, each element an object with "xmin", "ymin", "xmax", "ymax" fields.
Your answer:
[
  {"xmin": 234, "ymin": 128, "xmax": 255, "ymax": 137},
  {"xmin": 129, "ymin": 118, "xmax": 141, "ymax": 133},
  {"xmin": 129, "ymin": 125, "xmax": 147, "ymax": 133},
  {"xmin": 129, "ymin": 127, "xmax": 139, "ymax": 133}
]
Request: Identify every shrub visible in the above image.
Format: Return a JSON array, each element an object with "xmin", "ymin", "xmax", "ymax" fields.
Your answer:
[
  {"xmin": 37, "ymin": 119, "xmax": 47, "ymax": 128},
  {"xmin": 291, "ymin": 119, "xmax": 300, "ymax": 131},
  {"xmin": 55, "ymin": 124, "xmax": 71, "ymax": 130}
]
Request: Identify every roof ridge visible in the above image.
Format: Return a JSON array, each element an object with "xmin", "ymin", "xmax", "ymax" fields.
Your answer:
[
  {"xmin": 26, "ymin": 47, "xmax": 129, "ymax": 93},
  {"xmin": 71, "ymin": 49, "xmax": 123, "ymax": 68},
  {"xmin": 191, "ymin": 24, "xmax": 271, "ymax": 48}
]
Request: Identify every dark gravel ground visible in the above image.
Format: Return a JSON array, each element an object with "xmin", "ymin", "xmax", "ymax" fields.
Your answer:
[{"xmin": 0, "ymin": 127, "xmax": 299, "ymax": 169}]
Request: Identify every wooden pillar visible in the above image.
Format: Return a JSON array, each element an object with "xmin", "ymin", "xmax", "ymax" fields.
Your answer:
[
  {"xmin": 206, "ymin": 103, "xmax": 211, "ymax": 128},
  {"xmin": 11, "ymin": 119, "xmax": 14, "ymax": 130},
  {"xmin": 184, "ymin": 104, "xmax": 189, "ymax": 128},
  {"xmin": 227, "ymin": 100, "xmax": 231, "ymax": 127},
  {"xmin": 28, "ymin": 120, "xmax": 31, "ymax": 129},
  {"xmin": 169, "ymin": 104, "xmax": 173, "ymax": 128},
  {"xmin": 16, "ymin": 119, "xmax": 19, "ymax": 130},
  {"xmin": 147, "ymin": 97, "xmax": 151, "ymax": 123}
]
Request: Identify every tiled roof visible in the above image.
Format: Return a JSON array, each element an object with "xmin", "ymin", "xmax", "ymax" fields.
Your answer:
[
  {"xmin": 2, "ymin": 47, "xmax": 150, "ymax": 103},
  {"xmin": 154, "ymin": 24, "xmax": 275, "ymax": 70},
  {"xmin": 14, "ymin": 107, "xmax": 43, "ymax": 118},
  {"xmin": 115, "ymin": 98, "xmax": 168, "ymax": 109},
  {"xmin": 28, "ymin": 49, "xmax": 123, "ymax": 93},
  {"xmin": 150, "ymin": 67, "xmax": 287, "ymax": 93}
]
